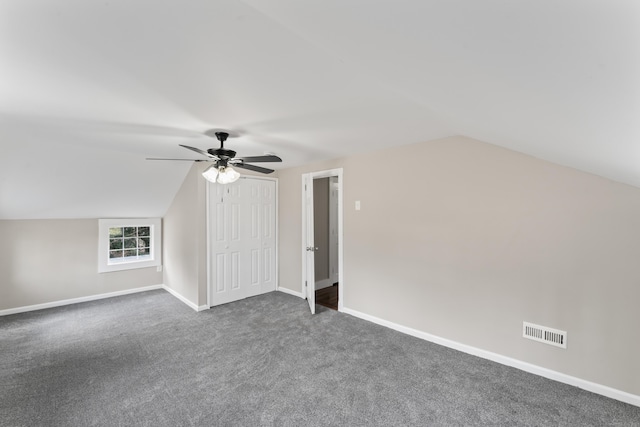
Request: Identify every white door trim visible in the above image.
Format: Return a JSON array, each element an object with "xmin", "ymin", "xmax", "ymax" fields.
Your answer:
[
  {"xmin": 329, "ymin": 176, "xmax": 339, "ymax": 285},
  {"xmin": 207, "ymin": 176, "xmax": 279, "ymax": 308},
  {"xmin": 301, "ymin": 168, "xmax": 344, "ymax": 312}
]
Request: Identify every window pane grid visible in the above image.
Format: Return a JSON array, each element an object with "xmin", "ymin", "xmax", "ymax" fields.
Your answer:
[{"xmin": 108, "ymin": 226, "xmax": 152, "ymax": 262}]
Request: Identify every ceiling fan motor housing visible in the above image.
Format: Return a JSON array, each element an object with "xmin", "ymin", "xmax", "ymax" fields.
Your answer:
[
  {"xmin": 209, "ymin": 131, "xmax": 236, "ymax": 158},
  {"xmin": 208, "ymin": 148, "xmax": 236, "ymax": 158}
]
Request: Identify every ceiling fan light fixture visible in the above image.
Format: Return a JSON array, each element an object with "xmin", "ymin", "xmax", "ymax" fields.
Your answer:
[
  {"xmin": 216, "ymin": 165, "xmax": 240, "ymax": 184},
  {"xmin": 202, "ymin": 165, "xmax": 219, "ymax": 182}
]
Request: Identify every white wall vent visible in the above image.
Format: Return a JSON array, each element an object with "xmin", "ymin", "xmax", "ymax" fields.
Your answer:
[{"xmin": 523, "ymin": 322, "xmax": 567, "ymax": 349}]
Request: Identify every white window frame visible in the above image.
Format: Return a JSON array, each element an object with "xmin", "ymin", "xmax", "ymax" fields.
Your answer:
[{"xmin": 98, "ymin": 218, "xmax": 162, "ymax": 273}]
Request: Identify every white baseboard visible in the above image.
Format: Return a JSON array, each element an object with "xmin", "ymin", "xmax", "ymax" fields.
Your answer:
[
  {"xmin": 277, "ymin": 286, "xmax": 304, "ymax": 299},
  {"xmin": 162, "ymin": 285, "xmax": 200, "ymax": 311},
  {"xmin": 0, "ymin": 285, "xmax": 163, "ymax": 316},
  {"xmin": 0, "ymin": 283, "xmax": 209, "ymax": 317},
  {"xmin": 341, "ymin": 306, "xmax": 640, "ymax": 408},
  {"xmin": 160, "ymin": 285, "xmax": 208, "ymax": 312}
]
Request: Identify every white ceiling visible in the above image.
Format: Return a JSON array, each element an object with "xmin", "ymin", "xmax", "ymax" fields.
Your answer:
[{"xmin": 1, "ymin": 1, "xmax": 639, "ymax": 219}]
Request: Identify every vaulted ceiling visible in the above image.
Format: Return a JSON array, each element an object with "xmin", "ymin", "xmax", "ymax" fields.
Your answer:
[{"xmin": 1, "ymin": 1, "xmax": 638, "ymax": 219}]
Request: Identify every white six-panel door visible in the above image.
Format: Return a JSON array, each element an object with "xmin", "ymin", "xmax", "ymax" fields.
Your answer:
[
  {"xmin": 246, "ymin": 178, "xmax": 276, "ymax": 297},
  {"xmin": 208, "ymin": 178, "xmax": 277, "ymax": 307}
]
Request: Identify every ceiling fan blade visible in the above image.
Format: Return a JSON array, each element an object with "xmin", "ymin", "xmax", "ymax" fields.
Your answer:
[
  {"xmin": 146, "ymin": 158, "xmax": 209, "ymax": 162},
  {"xmin": 179, "ymin": 144, "xmax": 218, "ymax": 159},
  {"xmin": 234, "ymin": 163, "xmax": 275, "ymax": 174},
  {"xmin": 234, "ymin": 154, "xmax": 282, "ymax": 163}
]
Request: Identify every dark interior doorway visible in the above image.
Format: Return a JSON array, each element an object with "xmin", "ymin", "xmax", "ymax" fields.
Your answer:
[
  {"xmin": 315, "ymin": 283, "xmax": 338, "ymax": 310},
  {"xmin": 312, "ymin": 176, "xmax": 339, "ymax": 311}
]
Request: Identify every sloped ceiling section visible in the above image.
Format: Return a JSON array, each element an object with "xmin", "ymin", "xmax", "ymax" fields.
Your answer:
[{"xmin": 0, "ymin": 1, "xmax": 638, "ymax": 219}]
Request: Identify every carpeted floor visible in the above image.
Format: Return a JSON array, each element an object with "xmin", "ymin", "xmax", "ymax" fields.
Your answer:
[{"xmin": 1, "ymin": 290, "xmax": 639, "ymax": 426}]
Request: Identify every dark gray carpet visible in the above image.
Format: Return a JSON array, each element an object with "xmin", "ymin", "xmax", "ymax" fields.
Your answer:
[{"xmin": 1, "ymin": 290, "xmax": 639, "ymax": 426}]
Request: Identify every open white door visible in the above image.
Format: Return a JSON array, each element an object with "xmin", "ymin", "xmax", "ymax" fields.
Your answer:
[
  {"xmin": 302, "ymin": 168, "xmax": 343, "ymax": 314},
  {"xmin": 303, "ymin": 174, "xmax": 316, "ymax": 314}
]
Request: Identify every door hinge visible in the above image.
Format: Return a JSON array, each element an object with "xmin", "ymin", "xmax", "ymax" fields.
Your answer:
[{"xmin": 305, "ymin": 281, "xmax": 307, "ymax": 287}]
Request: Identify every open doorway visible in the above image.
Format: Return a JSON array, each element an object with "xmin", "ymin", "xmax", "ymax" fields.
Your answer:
[
  {"xmin": 313, "ymin": 176, "xmax": 339, "ymax": 310},
  {"xmin": 302, "ymin": 168, "xmax": 343, "ymax": 314}
]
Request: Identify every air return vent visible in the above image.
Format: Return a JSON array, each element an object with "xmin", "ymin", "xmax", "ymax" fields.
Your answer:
[{"xmin": 523, "ymin": 322, "xmax": 567, "ymax": 349}]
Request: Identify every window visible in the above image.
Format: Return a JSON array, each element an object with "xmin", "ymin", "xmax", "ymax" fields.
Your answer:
[
  {"xmin": 98, "ymin": 218, "xmax": 161, "ymax": 273},
  {"xmin": 108, "ymin": 225, "xmax": 151, "ymax": 263}
]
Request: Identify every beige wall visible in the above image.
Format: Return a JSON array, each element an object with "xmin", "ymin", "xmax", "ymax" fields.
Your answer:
[
  {"xmin": 163, "ymin": 163, "xmax": 208, "ymax": 307},
  {"xmin": 0, "ymin": 219, "xmax": 163, "ymax": 310},
  {"xmin": 277, "ymin": 136, "xmax": 640, "ymax": 396},
  {"xmin": 0, "ymin": 162, "xmax": 280, "ymax": 312}
]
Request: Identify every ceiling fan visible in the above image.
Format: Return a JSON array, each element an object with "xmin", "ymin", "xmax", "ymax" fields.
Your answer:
[{"xmin": 147, "ymin": 131, "xmax": 282, "ymax": 184}]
